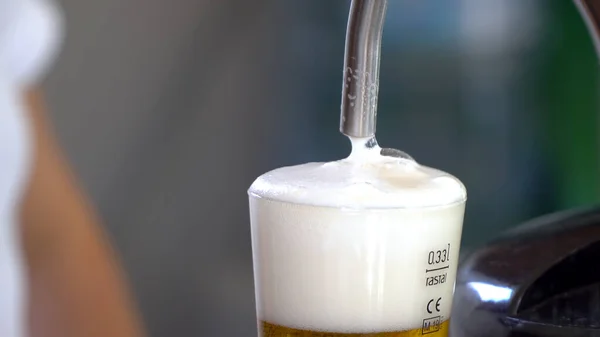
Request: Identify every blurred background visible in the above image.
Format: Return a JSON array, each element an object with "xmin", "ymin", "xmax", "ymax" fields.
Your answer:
[{"xmin": 43, "ymin": 0, "xmax": 599, "ymax": 336}]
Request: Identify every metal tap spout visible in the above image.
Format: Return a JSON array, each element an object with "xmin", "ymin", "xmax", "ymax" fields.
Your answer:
[{"xmin": 340, "ymin": 0, "xmax": 388, "ymax": 138}]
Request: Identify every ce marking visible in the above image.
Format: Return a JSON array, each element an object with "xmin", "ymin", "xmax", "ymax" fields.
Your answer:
[{"xmin": 427, "ymin": 298, "xmax": 442, "ymax": 314}]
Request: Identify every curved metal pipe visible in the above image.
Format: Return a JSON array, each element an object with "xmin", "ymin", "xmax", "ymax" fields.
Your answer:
[
  {"xmin": 340, "ymin": 0, "xmax": 388, "ymax": 138},
  {"xmin": 575, "ymin": 0, "xmax": 600, "ymax": 59}
]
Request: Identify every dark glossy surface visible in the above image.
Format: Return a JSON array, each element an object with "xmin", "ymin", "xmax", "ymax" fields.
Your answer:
[
  {"xmin": 451, "ymin": 206, "xmax": 600, "ymax": 336},
  {"xmin": 576, "ymin": 0, "xmax": 600, "ymax": 58}
]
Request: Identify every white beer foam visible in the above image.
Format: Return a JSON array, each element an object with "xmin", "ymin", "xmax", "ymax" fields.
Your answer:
[
  {"xmin": 249, "ymin": 138, "xmax": 466, "ymax": 209},
  {"xmin": 248, "ymin": 138, "xmax": 467, "ymax": 333}
]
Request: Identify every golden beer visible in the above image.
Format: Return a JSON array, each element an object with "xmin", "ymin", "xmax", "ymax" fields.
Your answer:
[{"xmin": 259, "ymin": 320, "xmax": 450, "ymax": 337}]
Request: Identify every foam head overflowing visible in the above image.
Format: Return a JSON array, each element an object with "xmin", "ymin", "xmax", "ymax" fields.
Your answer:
[
  {"xmin": 249, "ymin": 137, "xmax": 466, "ymax": 209},
  {"xmin": 248, "ymin": 137, "xmax": 466, "ymax": 334}
]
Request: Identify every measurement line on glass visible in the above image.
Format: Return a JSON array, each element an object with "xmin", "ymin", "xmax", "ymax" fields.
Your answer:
[
  {"xmin": 425, "ymin": 243, "xmax": 452, "ymax": 287},
  {"xmin": 425, "ymin": 265, "xmax": 449, "ymax": 273}
]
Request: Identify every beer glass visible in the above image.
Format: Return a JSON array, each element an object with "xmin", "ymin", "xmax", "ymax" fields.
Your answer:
[{"xmin": 248, "ymin": 161, "xmax": 466, "ymax": 337}]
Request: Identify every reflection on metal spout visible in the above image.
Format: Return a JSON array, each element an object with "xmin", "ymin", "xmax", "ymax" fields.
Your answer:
[
  {"xmin": 575, "ymin": 0, "xmax": 600, "ymax": 59},
  {"xmin": 340, "ymin": 0, "xmax": 388, "ymax": 138}
]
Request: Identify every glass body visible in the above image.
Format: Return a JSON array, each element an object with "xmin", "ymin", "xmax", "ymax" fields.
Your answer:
[{"xmin": 249, "ymin": 194, "xmax": 466, "ymax": 337}]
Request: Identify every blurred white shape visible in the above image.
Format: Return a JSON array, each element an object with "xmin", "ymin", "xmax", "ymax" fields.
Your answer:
[
  {"xmin": 459, "ymin": 0, "xmax": 543, "ymax": 55},
  {"xmin": 468, "ymin": 282, "xmax": 513, "ymax": 303}
]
